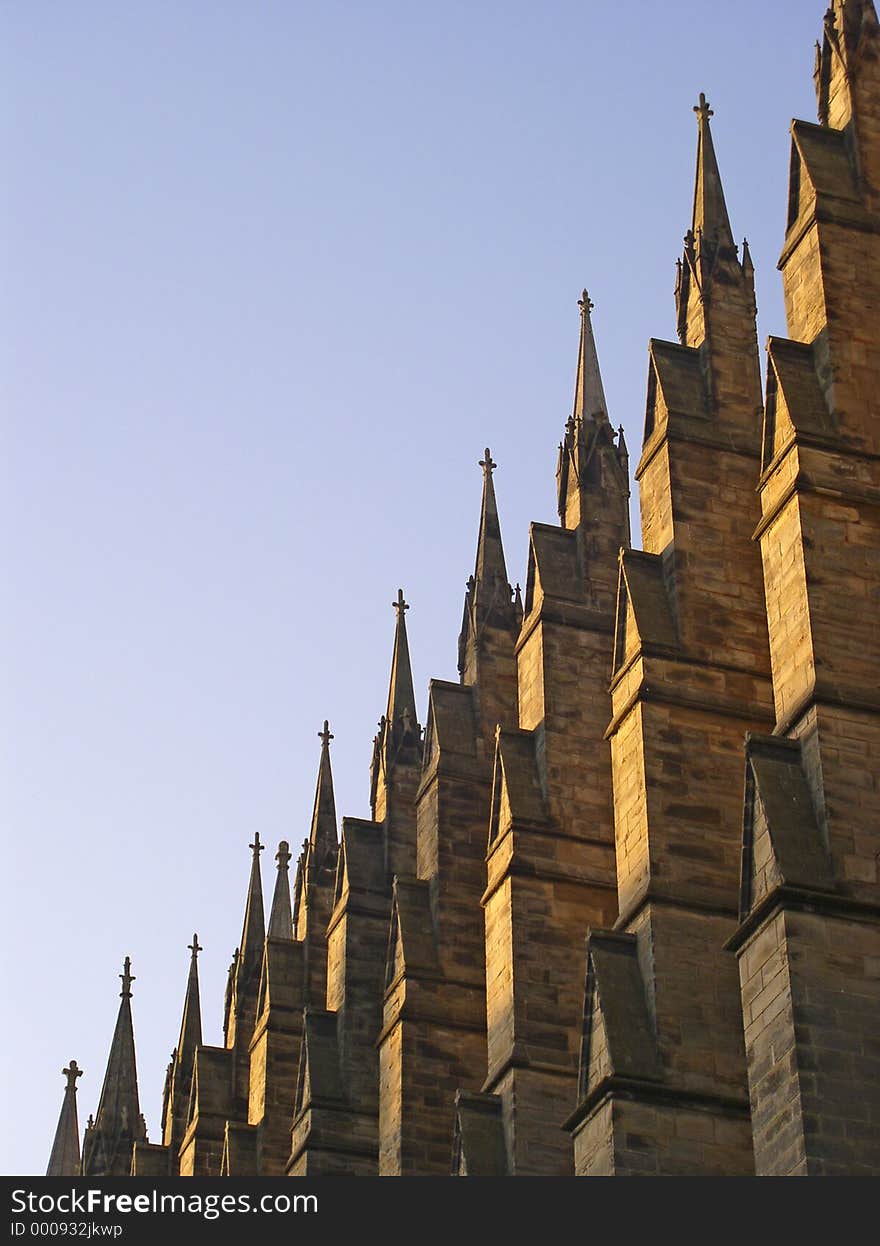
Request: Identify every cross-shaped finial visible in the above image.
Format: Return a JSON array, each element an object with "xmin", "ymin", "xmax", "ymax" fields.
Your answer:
[
  {"xmin": 393, "ymin": 589, "xmax": 409, "ymax": 616},
  {"xmin": 318, "ymin": 720, "xmax": 334, "ymax": 747},
  {"xmin": 188, "ymin": 933, "xmax": 202, "ymax": 959},
  {"xmin": 249, "ymin": 832, "xmax": 264, "ymax": 858},
  {"xmin": 276, "ymin": 840, "xmax": 291, "ymax": 869},
  {"xmin": 119, "ymin": 956, "xmax": 135, "ymax": 998},
  {"xmin": 578, "ymin": 289, "xmax": 594, "ymax": 316},
  {"xmin": 479, "ymin": 448, "xmax": 497, "ymax": 477},
  {"xmin": 694, "ymin": 92, "xmax": 713, "ymax": 124},
  {"xmin": 63, "ymin": 1060, "xmax": 82, "ymax": 1091}
]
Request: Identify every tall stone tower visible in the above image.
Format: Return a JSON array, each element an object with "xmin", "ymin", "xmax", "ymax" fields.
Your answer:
[
  {"xmin": 567, "ymin": 86, "xmax": 773, "ymax": 1176},
  {"xmin": 468, "ymin": 296, "xmax": 629, "ymax": 1175},
  {"xmin": 729, "ymin": 0, "xmax": 880, "ymax": 1177},
  {"xmin": 379, "ymin": 452, "xmax": 520, "ymax": 1175}
]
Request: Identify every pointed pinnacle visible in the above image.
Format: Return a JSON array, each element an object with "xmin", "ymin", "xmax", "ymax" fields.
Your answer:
[
  {"xmin": 386, "ymin": 591, "xmax": 417, "ymax": 731},
  {"xmin": 690, "ymin": 91, "xmax": 734, "ymax": 250},
  {"xmin": 237, "ymin": 834, "xmax": 266, "ymax": 983},
  {"xmin": 175, "ymin": 931, "xmax": 203, "ymax": 1074},
  {"xmin": 473, "ymin": 444, "xmax": 510, "ymax": 596},
  {"xmin": 572, "ymin": 286, "xmax": 608, "ymax": 424},
  {"xmin": 268, "ymin": 839, "xmax": 295, "ymax": 939},
  {"xmin": 310, "ymin": 716, "xmax": 338, "ymax": 853},
  {"xmin": 48, "ymin": 1060, "xmax": 84, "ymax": 1175}
]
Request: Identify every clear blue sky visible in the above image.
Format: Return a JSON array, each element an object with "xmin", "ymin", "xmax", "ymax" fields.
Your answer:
[{"xmin": 2, "ymin": 0, "xmax": 819, "ymax": 1174}]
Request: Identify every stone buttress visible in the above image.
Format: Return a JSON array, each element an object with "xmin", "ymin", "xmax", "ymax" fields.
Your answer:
[
  {"xmin": 378, "ymin": 453, "xmax": 520, "ymax": 1175},
  {"xmin": 178, "ymin": 839, "xmax": 265, "ymax": 1175},
  {"xmin": 568, "ymin": 94, "xmax": 774, "ymax": 1175},
  {"xmin": 475, "ymin": 296, "xmax": 630, "ymax": 1175},
  {"xmin": 288, "ymin": 601, "xmax": 422, "ymax": 1174}
]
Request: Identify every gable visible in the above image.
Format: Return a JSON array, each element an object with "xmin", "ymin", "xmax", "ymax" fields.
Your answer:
[
  {"xmin": 488, "ymin": 727, "xmax": 549, "ymax": 844},
  {"xmin": 612, "ymin": 550, "xmax": 678, "ymax": 675},
  {"xmin": 384, "ymin": 878, "xmax": 439, "ymax": 990},
  {"xmin": 739, "ymin": 733, "xmax": 835, "ymax": 920},
  {"xmin": 578, "ymin": 930, "xmax": 661, "ymax": 1103}
]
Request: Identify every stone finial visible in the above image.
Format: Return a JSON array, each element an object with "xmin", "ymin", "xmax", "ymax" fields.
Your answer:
[
  {"xmin": 249, "ymin": 832, "xmax": 264, "ymax": 859},
  {"xmin": 63, "ymin": 1061, "xmax": 83, "ymax": 1091},
  {"xmin": 276, "ymin": 840, "xmax": 292, "ymax": 869},
  {"xmin": 479, "ymin": 448, "xmax": 497, "ymax": 478},
  {"xmin": 188, "ymin": 933, "xmax": 202, "ymax": 959},
  {"xmin": 693, "ymin": 92, "xmax": 714, "ymax": 124},
  {"xmin": 318, "ymin": 720, "xmax": 334, "ymax": 747},
  {"xmin": 119, "ymin": 957, "xmax": 135, "ymax": 999},
  {"xmin": 392, "ymin": 588, "xmax": 409, "ymax": 615},
  {"xmin": 578, "ymin": 289, "xmax": 594, "ymax": 316}
]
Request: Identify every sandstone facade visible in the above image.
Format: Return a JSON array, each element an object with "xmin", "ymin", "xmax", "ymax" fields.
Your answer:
[{"xmin": 50, "ymin": 0, "xmax": 879, "ymax": 1179}]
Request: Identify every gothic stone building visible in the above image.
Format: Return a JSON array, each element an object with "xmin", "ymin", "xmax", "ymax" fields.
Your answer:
[{"xmin": 48, "ymin": 0, "xmax": 880, "ymax": 1178}]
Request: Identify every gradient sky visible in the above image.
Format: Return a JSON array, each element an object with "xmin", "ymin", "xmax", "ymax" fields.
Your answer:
[{"xmin": 2, "ymin": 0, "xmax": 821, "ymax": 1174}]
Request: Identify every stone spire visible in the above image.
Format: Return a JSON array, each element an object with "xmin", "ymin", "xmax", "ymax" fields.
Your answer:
[
  {"xmin": 386, "ymin": 590, "xmax": 418, "ymax": 742},
  {"xmin": 370, "ymin": 591, "xmax": 422, "ymax": 874},
  {"xmin": 177, "ymin": 935, "xmax": 203, "ymax": 1070},
  {"xmin": 161, "ymin": 937, "xmax": 203, "ymax": 1158},
  {"xmin": 232, "ymin": 835, "xmax": 266, "ymax": 1021},
  {"xmin": 308, "ymin": 722, "xmax": 338, "ymax": 865},
  {"xmin": 556, "ymin": 292, "xmax": 630, "ymax": 557},
  {"xmin": 293, "ymin": 727, "xmax": 341, "ymax": 1007},
  {"xmin": 371, "ymin": 591, "xmax": 421, "ymax": 815},
  {"xmin": 673, "ymin": 96, "xmax": 760, "ymax": 421},
  {"xmin": 690, "ymin": 92, "xmax": 735, "ymax": 255},
  {"xmin": 224, "ymin": 837, "xmax": 267, "ymax": 1117},
  {"xmin": 47, "ymin": 1060, "xmax": 83, "ymax": 1176},
  {"xmin": 473, "ymin": 450, "xmax": 511, "ymax": 596},
  {"xmin": 572, "ymin": 290, "xmax": 609, "ymax": 425},
  {"xmin": 268, "ymin": 841, "xmax": 294, "ymax": 940},
  {"xmin": 81, "ymin": 958, "xmax": 147, "ymax": 1176},
  {"xmin": 458, "ymin": 449, "xmax": 519, "ymax": 683}
]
